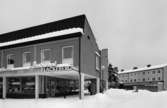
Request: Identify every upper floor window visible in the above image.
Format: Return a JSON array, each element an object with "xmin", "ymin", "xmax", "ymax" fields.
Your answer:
[
  {"xmin": 95, "ymin": 52, "xmax": 100, "ymax": 70},
  {"xmin": 41, "ymin": 49, "xmax": 51, "ymax": 63},
  {"xmin": 62, "ymin": 46, "xmax": 73, "ymax": 65},
  {"xmin": 152, "ymin": 78, "xmax": 156, "ymax": 81},
  {"xmin": 23, "ymin": 52, "xmax": 31, "ymax": 67},
  {"xmin": 7, "ymin": 54, "xmax": 15, "ymax": 68},
  {"xmin": 152, "ymin": 71, "xmax": 155, "ymax": 74}
]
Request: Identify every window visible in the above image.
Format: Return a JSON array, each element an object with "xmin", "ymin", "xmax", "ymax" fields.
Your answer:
[
  {"xmin": 158, "ymin": 77, "xmax": 161, "ymax": 81},
  {"xmin": 152, "ymin": 71, "xmax": 155, "ymax": 74},
  {"xmin": 41, "ymin": 49, "xmax": 51, "ymax": 63},
  {"xmin": 143, "ymin": 72, "xmax": 145, "ymax": 75},
  {"xmin": 134, "ymin": 79, "xmax": 136, "ymax": 82},
  {"xmin": 143, "ymin": 78, "xmax": 145, "ymax": 82},
  {"xmin": 152, "ymin": 78, "xmax": 155, "ymax": 81},
  {"xmin": 158, "ymin": 70, "xmax": 161, "ymax": 73},
  {"xmin": 95, "ymin": 52, "xmax": 100, "ymax": 70},
  {"xmin": 23, "ymin": 52, "xmax": 31, "ymax": 66},
  {"xmin": 7, "ymin": 54, "xmax": 15, "ymax": 68},
  {"xmin": 62, "ymin": 46, "xmax": 73, "ymax": 65}
]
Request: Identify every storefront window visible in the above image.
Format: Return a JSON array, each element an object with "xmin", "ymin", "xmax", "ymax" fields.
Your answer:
[
  {"xmin": 7, "ymin": 77, "xmax": 35, "ymax": 94},
  {"xmin": 22, "ymin": 77, "xmax": 35, "ymax": 94},
  {"xmin": 62, "ymin": 46, "xmax": 73, "ymax": 65},
  {"xmin": 7, "ymin": 77, "xmax": 21, "ymax": 94}
]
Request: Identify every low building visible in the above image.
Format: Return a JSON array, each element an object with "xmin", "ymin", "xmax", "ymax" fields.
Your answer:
[
  {"xmin": 0, "ymin": 15, "xmax": 108, "ymax": 99},
  {"xmin": 118, "ymin": 64, "xmax": 167, "ymax": 91}
]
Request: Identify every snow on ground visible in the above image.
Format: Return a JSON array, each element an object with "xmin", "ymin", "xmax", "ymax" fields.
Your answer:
[{"xmin": 0, "ymin": 89, "xmax": 167, "ymax": 108}]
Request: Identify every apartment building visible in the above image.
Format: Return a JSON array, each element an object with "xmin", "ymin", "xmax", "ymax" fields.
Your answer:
[
  {"xmin": 118, "ymin": 64, "xmax": 167, "ymax": 91},
  {"xmin": 0, "ymin": 15, "xmax": 108, "ymax": 99}
]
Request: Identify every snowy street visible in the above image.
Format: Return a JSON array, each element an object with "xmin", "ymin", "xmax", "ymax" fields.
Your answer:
[{"xmin": 0, "ymin": 89, "xmax": 166, "ymax": 108}]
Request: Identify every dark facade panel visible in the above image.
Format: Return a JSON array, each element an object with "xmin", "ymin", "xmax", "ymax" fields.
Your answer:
[
  {"xmin": 0, "ymin": 32, "xmax": 82, "ymax": 50},
  {"xmin": 0, "ymin": 15, "xmax": 86, "ymax": 43}
]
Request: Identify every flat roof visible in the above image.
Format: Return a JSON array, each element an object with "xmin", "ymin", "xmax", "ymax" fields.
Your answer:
[{"xmin": 118, "ymin": 64, "xmax": 167, "ymax": 74}]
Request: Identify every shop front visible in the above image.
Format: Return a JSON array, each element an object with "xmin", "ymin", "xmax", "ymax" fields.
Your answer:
[{"xmin": 0, "ymin": 64, "xmax": 80, "ymax": 99}]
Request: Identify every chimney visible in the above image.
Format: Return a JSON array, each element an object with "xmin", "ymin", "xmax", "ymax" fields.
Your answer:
[
  {"xmin": 121, "ymin": 69, "xmax": 124, "ymax": 72},
  {"xmin": 133, "ymin": 67, "xmax": 138, "ymax": 70},
  {"xmin": 147, "ymin": 64, "xmax": 151, "ymax": 67}
]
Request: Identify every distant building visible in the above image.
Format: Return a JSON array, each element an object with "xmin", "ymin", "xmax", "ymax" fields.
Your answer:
[
  {"xmin": 118, "ymin": 64, "xmax": 167, "ymax": 91},
  {"xmin": 0, "ymin": 15, "xmax": 108, "ymax": 99}
]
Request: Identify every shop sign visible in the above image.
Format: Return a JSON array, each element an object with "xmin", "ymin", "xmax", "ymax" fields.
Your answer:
[{"xmin": 42, "ymin": 66, "xmax": 72, "ymax": 72}]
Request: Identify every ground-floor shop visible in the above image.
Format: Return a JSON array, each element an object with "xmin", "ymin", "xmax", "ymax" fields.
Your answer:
[
  {"xmin": 122, "ymin": 81, "xmax": 164, "ymax": 92},
  {"xmin": 0, "ymin": 64, "xmax": 104, "ymax": 99},
  {"xmin": 0, "ymin": 76, "xmax": 79, "ymax": 98}
]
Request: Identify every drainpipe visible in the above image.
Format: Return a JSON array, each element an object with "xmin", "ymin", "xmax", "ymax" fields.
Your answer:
[{"xmin": 79, "ymin": 36, "xmax": 82, "ymax": 99}]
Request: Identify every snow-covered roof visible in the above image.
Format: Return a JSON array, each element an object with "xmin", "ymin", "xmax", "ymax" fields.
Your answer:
[
  {"xmin": 0, "ymin": 28, "xmax": 83, "ymax": 47},
  {"xmin": 118, "ymin": 64, "xmax": 167, "ymax": 74}
]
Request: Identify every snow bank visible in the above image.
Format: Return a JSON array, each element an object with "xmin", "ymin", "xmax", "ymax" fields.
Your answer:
[{"xmin": 0, "ymin": 89, "xmax": 167, "ymax": 108}]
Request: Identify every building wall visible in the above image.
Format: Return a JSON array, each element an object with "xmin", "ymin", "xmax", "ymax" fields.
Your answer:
[
  {"xmin": 3, "ymin": 46, "xmax": 34, "ymax": 68},
  {"xmin": 163, "ymin": 66, "xmax": 167, "ymax": 90},
  {"xmin": 0, "ymin": 18, "xmax": 101, "ymax": 79},
  {"xmin": 119, "ymin": 73, "xmax": 129, "ymax": 83},
  {"xmin": 80, "ymin": 19, "xmax": 100, "ymax": 77},
  {"xmin": 1, "ymin": 37, "xmax": 79, "ymax": 68},
  {"xmin": 119, "ymin": 68, "xmax": 163, "ymax": 84},
  {"xmin": 35, "ymin": 37, "xmax": 79, "ymax": 66},
  {"xmin": 101, "ymin": 49, "xmax": 108, "ymax": 81}
]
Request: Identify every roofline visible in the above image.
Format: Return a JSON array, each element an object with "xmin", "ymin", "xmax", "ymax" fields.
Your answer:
[
  {"xmin": 0, "ymin": 14, "xmax": 86, "ymax": 36},
  {"xmin": 0, "ymin": 15, "xmax": 86, "ymax": 43},
  {"xmin": 118, "ymin": 64, "xmax": 167, "ymax": 74},
  {"xmin": 83, "ymin": 15, "xmax": 100, "ymax": 51},
  {"xmin": 0, "ymin": 27, "xmax": 83, "ymax": 48}
]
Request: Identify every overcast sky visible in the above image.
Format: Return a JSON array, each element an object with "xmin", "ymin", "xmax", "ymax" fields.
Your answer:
[{"xmin": 0, "ymin": 0, "xmax": 167, "ymax": 70}]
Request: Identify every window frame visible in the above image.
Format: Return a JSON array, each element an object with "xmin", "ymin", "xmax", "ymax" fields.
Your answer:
[
  {"xmin": 7, "ymin": 54, "xmax": 15, "ymax": 68},
  {"xmin": 22, "ymin": 52, "xmax": 32, "ymax": 67},
  {"xmin": 41, "ymin": 49, "xmax": 51, "ymax": 64},
  {"xmin": 95, "ymin": 52, "xmax": 100, "ymax": 71},
  {"xmin": 62, "ymin": 46, "xmax": 74, "ymax": 65}
]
